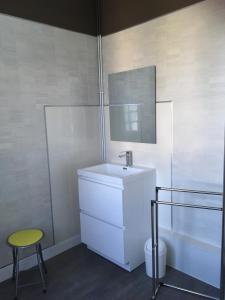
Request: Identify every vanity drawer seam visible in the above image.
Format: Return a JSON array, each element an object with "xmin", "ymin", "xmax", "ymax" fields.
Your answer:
[{"xmin": 80, "ymin": 210, "xmax": 126, "ymax": 230}]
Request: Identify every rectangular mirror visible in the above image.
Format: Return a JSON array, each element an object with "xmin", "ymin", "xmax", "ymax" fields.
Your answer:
[{"xmin": 108, "ymin": 66, "xmax": 156, "ymax": 144}]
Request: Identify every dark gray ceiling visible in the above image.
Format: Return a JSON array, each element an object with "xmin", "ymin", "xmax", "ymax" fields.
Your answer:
[
  {"xmin": 0, "ymin": 0, "xmax": 206, "ymax": 36},
  {"xmin": 0, "ymin": 0, "xmax": 97, "ymax": 36},
  {"xmin": 101, "ymin": 0, "xmax": 206, "ymax": 36}
]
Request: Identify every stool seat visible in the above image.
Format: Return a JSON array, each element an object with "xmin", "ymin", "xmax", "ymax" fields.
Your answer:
[{"xmin": 8, "ymin": 229, "xmax": 44, "ymax": 248}]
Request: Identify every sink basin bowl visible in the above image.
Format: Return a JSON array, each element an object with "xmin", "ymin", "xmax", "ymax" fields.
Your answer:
[{"xmin": 78, "ymin": 163, "xmax": 154, "ymax": 186}]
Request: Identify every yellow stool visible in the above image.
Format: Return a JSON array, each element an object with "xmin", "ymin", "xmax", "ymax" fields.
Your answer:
[{"xmin": 7, "ymin": 229, "xmax": 47, "ymax": 300}]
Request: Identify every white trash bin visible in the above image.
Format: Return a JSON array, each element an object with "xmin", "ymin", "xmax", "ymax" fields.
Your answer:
[{"xmin": 144, "ymin": 238, "xmax": 167, "ymax": 278}]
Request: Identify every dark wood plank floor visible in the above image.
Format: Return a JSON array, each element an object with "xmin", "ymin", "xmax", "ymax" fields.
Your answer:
[{"xmin": 0, "ymin": 244, "xmax": 219, "ymax": 300}]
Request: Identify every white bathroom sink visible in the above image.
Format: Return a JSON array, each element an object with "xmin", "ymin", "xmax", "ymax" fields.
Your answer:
[{"xmin": 78, "ymin": 163, "xmax": 153, "ymax": 186}]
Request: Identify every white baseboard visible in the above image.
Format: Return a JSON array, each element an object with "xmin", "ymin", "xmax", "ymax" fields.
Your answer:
[
  {"xmin": 0, "ymin": 234, "xmax": 81, "ymax": 283},
  {"xmin": 160, "ymin": 228, "xmax": 220, "ymax": 288}
]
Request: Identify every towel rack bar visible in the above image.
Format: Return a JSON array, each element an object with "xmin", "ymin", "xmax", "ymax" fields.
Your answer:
[
  {"xmin": 156, "ymin": 186, "xmax": 223, "ymax": 196},
  {"xmin": 162, "ymin": 283, "xmax": 219, "ymax": 300},
  {"xmin": 154, "ymin": 200, "xmax": 222, "ymax": 211}
]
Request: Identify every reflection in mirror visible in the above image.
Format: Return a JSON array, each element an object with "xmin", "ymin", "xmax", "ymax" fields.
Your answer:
[{"xmin": 108, "ymin": 66, "xmax": 156, "ymax": 144}]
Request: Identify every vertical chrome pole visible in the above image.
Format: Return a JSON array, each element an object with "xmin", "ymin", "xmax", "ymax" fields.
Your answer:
[
  {"xmin": 220, "ymin": 131, "xmax": 225, "ymax": 300},
  {"xmin": 97, "ymin": 0, "xmax": 106, "ymax": 162},
  {"xmin": 155, "ymin": 189, "xmax": 159, "ymax": 287},
  {"xmin": 151, "ymin": 200, "xmax": 156, "ymax": 299}
]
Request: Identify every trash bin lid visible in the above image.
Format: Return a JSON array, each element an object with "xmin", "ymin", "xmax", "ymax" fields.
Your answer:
[{"xmin": 145, "ymin": 238, "xmax": 166, "ymax": 255}]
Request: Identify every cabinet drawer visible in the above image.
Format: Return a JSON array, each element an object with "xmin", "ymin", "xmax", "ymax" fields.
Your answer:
[
  {"xmin": 80, "ymin": 213, "xmax": 128, "ymax": 265},
  {"xmin": 78, "ymin": 178, "xmax": 124, "ymax": 227}
]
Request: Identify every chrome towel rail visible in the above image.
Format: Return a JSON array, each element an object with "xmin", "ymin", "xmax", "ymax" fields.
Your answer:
[
  {"xmin": 151, "ymin": 186, "xmax": 223, "ymax": 300},
  {"xmin": 157, "ymin": 186, "xmax": 222, "ymax": 196}
]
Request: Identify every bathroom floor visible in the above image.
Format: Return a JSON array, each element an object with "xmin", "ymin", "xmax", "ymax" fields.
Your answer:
[{"xmin": 0, "ymin": 244, "xmax": 219, "ymax": 300}]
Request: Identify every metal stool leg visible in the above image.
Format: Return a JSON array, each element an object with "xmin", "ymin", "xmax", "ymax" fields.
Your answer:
[
  {"xmin": 14, "ymin": 248, "xmax": 19, "ymax": 300},
  {"xmin": 36, "ymin": 244, "xmax": 47, "ymax": 293},
  {"xmin": 12, "ymin": 248, "xmax": 16, "ymax": 281},
  {"xmin": 38, "ymin": 244, "xmax": 47, "ymax": 274}
]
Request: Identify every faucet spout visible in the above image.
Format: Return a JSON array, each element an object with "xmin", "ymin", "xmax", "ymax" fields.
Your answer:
[{"xmin": 118, "ymin": 151, "xmax": 133, "ymax": 167}]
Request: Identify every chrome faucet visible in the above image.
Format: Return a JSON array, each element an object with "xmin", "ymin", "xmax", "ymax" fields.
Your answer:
[{"xmin": 118, "ymin": 151, "xmax": 133, "ymax": 167}]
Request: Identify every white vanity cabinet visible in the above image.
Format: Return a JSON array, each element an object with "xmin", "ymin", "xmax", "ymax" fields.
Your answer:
[{"xmin": 78, "ymin": 164, "xmax": 155, "ymax": 271}]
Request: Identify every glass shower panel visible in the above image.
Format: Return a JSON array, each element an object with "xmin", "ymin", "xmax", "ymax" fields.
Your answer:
[{"xmin": 45, "ymin": 106, "xmax": 101, "ymax": 244}]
